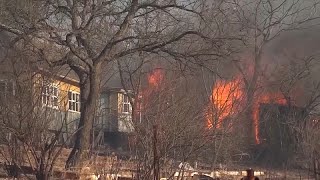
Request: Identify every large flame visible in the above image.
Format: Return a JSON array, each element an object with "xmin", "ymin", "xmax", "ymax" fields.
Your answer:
[
  {"xmin": 207, "ymin": 78, "xmax": 287, "ymax": 144},
  {"xmin": 207, "ymin": 78, "xmax": 243, "ymax": 128}
]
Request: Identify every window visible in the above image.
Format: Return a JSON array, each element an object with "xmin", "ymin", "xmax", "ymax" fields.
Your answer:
[
  {"xmin": 68, "ymin": 91, "xmax": 80, "ymax": 112},
  {"xmin": 41, "ymin": 84, "xmax": 59, "ymax": 108},
  {"xmin": 122, "ymin": 94, "xmax": 132, "ymax": 114},
  {"xmin": 0, "ymin": 80, "xmax": 14, "ymax": 100}
]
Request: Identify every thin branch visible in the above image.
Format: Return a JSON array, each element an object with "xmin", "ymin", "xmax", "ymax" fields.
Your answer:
[
  {"xmin": 0, "ymin": 23, "xmax": 23, "ymax": 35},
  {"xmin": 95, "ymin": 0, "xmax": 139, "ymax": 62}
]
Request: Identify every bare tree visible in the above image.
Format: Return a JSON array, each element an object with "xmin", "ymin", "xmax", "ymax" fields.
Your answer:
[
  {"xmin": 275, "ymin": 52, "xmax": 320, "ymax": 176},
  {"xmin": 0, "ymin": 40, "xmax": 77, "ymax": 179},
  {"xmin": 0, "ymin": 0, "xmax": 225, "ymax": 167},
  {"xmin": 118, "ymin": 64, "xmax": 212, "ymax": 179},
  {"xmin": 219, "ymin": 0, "xmax": 320, "ymax": 145}
]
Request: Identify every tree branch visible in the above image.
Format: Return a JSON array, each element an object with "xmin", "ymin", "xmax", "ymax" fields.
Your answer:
[
  {"xmin": 0, "ymin": 23, "xmax": 23, "ymax": 35},
  {"xmin": 114, "ymin": 31, "xmax": 208, "ymax": 59},
  {"xmin": 94, "ymin": 0, "xmax": 139, "ymax": 62},
  {"xmin": 137, "ymin": 2, "xmax": 202, "ymax": 18}
]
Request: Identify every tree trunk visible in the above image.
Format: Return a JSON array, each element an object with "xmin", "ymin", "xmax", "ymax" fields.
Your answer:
[
  {"xmin": 36, "ymin": 171, "xmax": 50, "ymax": 180},
  {"xmin": 66, "ymin": 62, "xmax": 102, "ymax": 168}
]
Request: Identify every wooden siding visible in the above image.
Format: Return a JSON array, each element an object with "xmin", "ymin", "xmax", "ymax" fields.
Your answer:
[
  {"xmin": 32, "ymin": 73, "xmax": 80, "ymax": 111},
  {"xmin": 32, "ymin": 73, "xmax": 81, "ymax": 141}
]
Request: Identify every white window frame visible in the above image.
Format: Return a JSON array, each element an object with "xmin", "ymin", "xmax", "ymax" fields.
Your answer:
[
  {"xmin": 121, "ymin": 93, "xmax": 132, "ymax": 114},
  {"xmin": 68, "ymin": 91, "xmax": 80, "ymax": 112},
  {"xmin": 41, "ymin": 83, "xmax": 59, "ymax": 108}
]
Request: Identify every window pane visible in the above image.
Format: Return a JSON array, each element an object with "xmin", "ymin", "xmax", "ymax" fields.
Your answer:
[
  {"xmin": 69, "ymin": 101, "xmax": 72, "ymax": 110},
  {"xmin": 123, "ymin": 104, "xmax": 129, "ymax": 113},
  {"xmin": 68, "ymin": 91, "xmax": 80, "ymax": 111},
  {"xmin": 75, "ymin": 102, "xmax": 78, "ymax": 111},
  {"xmin": 53, "ymin": 97, "xmax": 58, "ymax": 106}
]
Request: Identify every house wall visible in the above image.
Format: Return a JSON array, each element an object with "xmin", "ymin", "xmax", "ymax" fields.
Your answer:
[
  {"xmin": 97, "ymin": 91, "xmax": 134, "ymax": 133},
  {"xmin": 0, "ymin": 36, "xmax": 81, "ymax": 145},
  {"xmin": 32, "ymin": 73, "xmax": 81, "ymax": 143},
  {"xmin": 54, "ymin": 79, "xmax": 80, "ymax": 111},
  {"xmin": 97, "ymin": 90, "xmax": 134, "ymax": 149},
  {"xmin": 257, "ymin": 103, "xmax": 306, "ymax": 166},
  {"xmin": 108, "ymin": 91, "xmax": 119, "ymax": 131},
  {"xmin": 0, "ymin": 69, "xmax": 81, "ymax": 146},
  {"xmin": 94, "ymin": 91, "xmax": 120, "ymax": 132},
  {"xmin": 1, "ymin": 59, "xmax": 135, "ymax": 147},
  {"xmin": 33, "ymin": 73, "xmax": 80, "ymax": 111},
  {"xmin": 117, "ymin": 93, "xmax": 134, "ymax": 133}
]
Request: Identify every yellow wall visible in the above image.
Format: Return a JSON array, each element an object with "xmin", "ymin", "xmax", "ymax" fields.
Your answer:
[
  {"xmin": 54, "ymin": 79, "xmax": 80, "ymax": 111},
  {"xmin": 33, "ymin": 73, "xmax": 80, "ymax": 112}
]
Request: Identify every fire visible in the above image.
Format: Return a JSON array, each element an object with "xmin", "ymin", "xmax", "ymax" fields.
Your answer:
[
  {"xmin": 207, "ymin": 78, "xmax": 287, "ymax": 144},
  {"xmin": 253, "ymin": 92, "xmax": 286, "ymax": 144},
  {"xmin": 148, "ymin": 68, "xmax": 164, "ymax": 88},
  {"xmin": 135, "ymin": 68, "xmax": 164, "ymax": 118},
  {"xmin": 207, "ymin": 77, "xmax": 243, "ymax": 128}
]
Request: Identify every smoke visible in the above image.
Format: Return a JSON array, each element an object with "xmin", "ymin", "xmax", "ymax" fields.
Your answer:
[{"xmin": 261, "ymin": 27, "xmax": 320, "ymax": 107}]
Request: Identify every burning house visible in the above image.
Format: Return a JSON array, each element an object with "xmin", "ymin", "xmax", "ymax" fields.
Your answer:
[
  {"xmin": 205, "ymin": 77, "xmax": 290, "ymax": 144},
  {"xmin": 205, "ymin": 74, "xmax": 310, "ymax": 166},
  {"xmin": 93, "ymin": 68, "xmax": 165, "ymax": 151},
  {"xmin": 255, "ymin": 103, "xmax": 307, "ymax": 166}
]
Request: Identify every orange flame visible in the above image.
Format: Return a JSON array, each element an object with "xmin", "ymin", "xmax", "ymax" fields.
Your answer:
[
  {"xmin": 206, "ymin": 78, "xmax": 287, "ymax": 144},
  {"xmin": 207, "ymin": 78, "xmax": 243, "ymax": 129},
  {"xmin": 135, "ymin": 68, "xmax": 164, "ymax": 117},
  {"xmin": 148, "ymin": 68, "xmax": 164, "ymax": 88}
]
